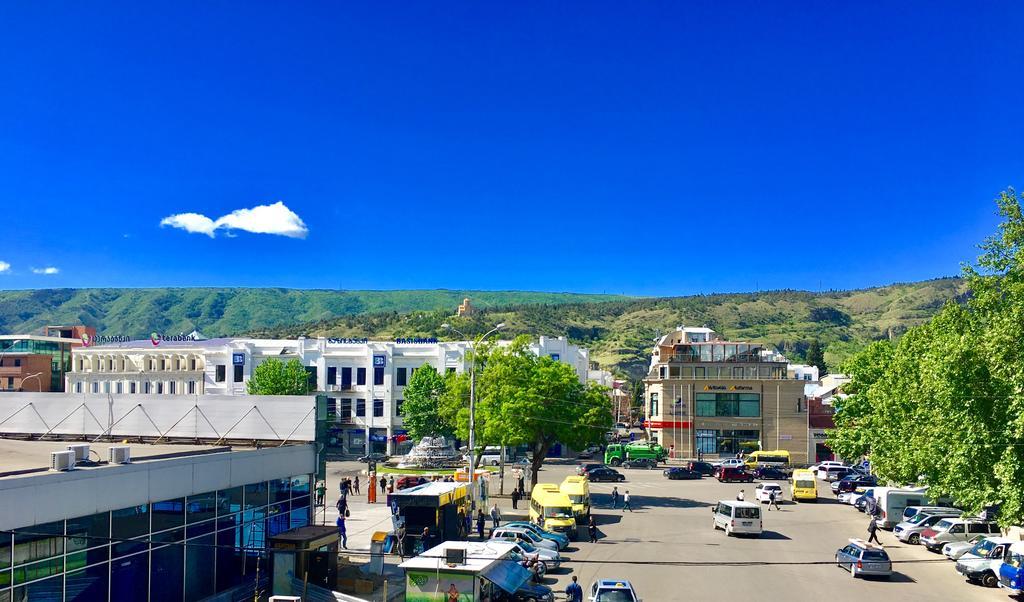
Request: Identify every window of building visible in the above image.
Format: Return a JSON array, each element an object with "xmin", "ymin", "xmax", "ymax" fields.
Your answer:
[
  {"xmin": 160, "ymin": 359, "xmax": 167, "ymax": 371},
  {"xmin": 396, "ymin": 367, "xmax": 407, "ymax": 386},
  {"xmin": 130, "ymin": 382, "xmax": 136, "ymax": 394},
  {"xmin": 340, "ymin": 398, "xmax": 352, "ymax": 419},
  {"xmin": 233, "ymin": 365, "xmax": 243, "ymax": 383},
  {"xmin": 13, "ymin": 358, "xmax": 21, "ymax": 368},
  {"xmin": 446, "ymin": 367, "xmax": 456, "ymax": 374},
  {"xmin": 304, "ymin": 366, "xmax": 317, "ymax": 390},
  {"xmin": 6, "ymin": 376, "xmax": 15, "ymax": 390},
  {"xmin": 341, "ymin": 367, "xmax": 352, "ymax": 389},
  {"xmin": 649, "ymin": 392, "xmax": 659, "ymax": 416},
  {"xmin": 696, "ymin": 428, "xmax": 760, "ymax": 455},
  {"xmin": 659, "ymin": 366, "xmax": 668, "ymax": 379},
  {"xmin": 75, "ymin": 382, "xmax": 82, "ymax": 393},
  {"xmin": 327, "ymin": 366, "xmax": 337, "ymax": 386},
  {"xmin": 356, "ymin": 367, "xmax": 366, "ymax": 386},
  {"xmin": 103, "ymin": 381, "xmax": 110, "ymax": 393},
  {"xmin": 169, "ymin": 381, "xmax": 176, "ymax": 394},
  {"xmin": 91, "ymin": 382, "xmax": 98, "ymax": 393},
  {"xmin": 188, "ymin": 380, "xmax": 196, "ymax": 395},
  {"xmin": 215, "ymin": 365, "xmax": 226, "ymax": 382},
  {"xmin": 356, "ymin": 399, "xmax": 366, "ymax": 417},
  {"xmin": 144, "ymin": 382, "xmax": 151, "ymax": 394},
  {"xmin": 190, "ymin": 358, "xmax": 197, "ymax": 370},
  {"xmin": 373, "ymin": 399, "xmax": 384, "ymax": 417},
  {"xmin": 116, "ymin": 382, "xmax": 123, "ymax": 394},
  {"xmin": 396, "ymin": 398, "xmax": 404, "ymax": 416},
  {"xmin": 157, "ymin": 382, "xmax": 164, "ymax": 394},
  {"xmin": 373, "ymin": 367, "xmax": 384, "ymax": 386},
  {"xmin": 696, "ymin": 393, "xmax": 760, "ymax": 417}
]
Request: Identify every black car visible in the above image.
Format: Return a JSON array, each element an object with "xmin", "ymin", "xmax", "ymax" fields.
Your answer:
[
  {"xmin": 664, "ymin": 467, "xmax": 702, "ymax": 480},
  {"xmin": 753, "ymin": 467, "xmax": 788, "ymax": 480},
  {"xmin": 833, "ymin": 475, "xmax": 878, "ymax": 494},
  {"xmin": 621, "ymin": 458, "xmax": 658, "ymax": 469},
  {"xmin": 513, "ymin": 580, "xmax": 554, "ymax": 601},
  {"xmin": 577, "ymin": 462, "xmax": 607, "ymax": 476},
  {"xmin": 357, "ymin": 453, "xmax": 389, "ymax": 463},
  {"xmin": 586, "ymin": 467, "xmax": 625, "ymax": 482},
  {"xmin": 687, "ymin": 461, "xmax": 716, "ymax": 476}
]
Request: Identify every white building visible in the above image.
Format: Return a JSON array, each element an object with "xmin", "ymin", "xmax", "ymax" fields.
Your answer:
[{"xmin": 68, "ymin": 336, "xmax": 591, "ymax": 455}]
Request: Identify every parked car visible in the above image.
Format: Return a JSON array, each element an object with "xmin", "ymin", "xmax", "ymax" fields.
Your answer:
[
  {"xmin": 754, "ymin": 482, "xmax": 784, "ymax": 503},
  {"xmin": 687, "ymin": 461, "xmax": 716, "ymax": 476},
  {"xmin": 504, "ymin": 540, "xmax": 561, "ymax": 570},
  {"xmin": 853, "ymin": 488, "xmax": 878, "ymax": 512},
  {"xmin": 586, "ymin": 467, "xmax": 625, "ymax": 482},
  {"xmin": 920, "ymin": 518, "xmax": 1001, "ymax": 552},
  {"xmin": 577, "ymin": 463, "xmax": 607, "ymax": 476},
  {"xmin": 820, "ymin": 465, "xmax": 854, "ymax": 482},
  {"xmin": 491, "ymin": 527, "xmax": 560, "ymax": 552},
  {"xmin": 514, "ymin": 580, "xmax": 555, "ymax": 602},
  {"xmin": 955, "ymin": 536, "xmax": 1014, "ymax": 588},
  {"xmin": 943, "ymin": 535, "xmax": 990, "ymax": 560},
  {"xmin": 356, "ymin": 453, "xmax": 390, "ymax": 463},
  {"xmin": 663, "ymin": 467, "xmax": 702, "ymax": 480},
  {"xmin": 902, "ymin": 505, "xmax": 958, "ymax": 523},
  {"xmin": 577, "ymin": 446, "xmax": 602, "ymax": 459},
  {"xmin": 621, "ymin": 458, "xmax": 658, "ymax": 469},
  {"xmin": 832, "ymin": 474, "xmax": 878, "ymax": 495},
  {"xmin": 835, "ymin": 538, "xmax": 892, "ymax": 579},
  {"xmin": 810, "ymin": 460, "xmax": 845, "ymax": 473},
  {"xmin": 715, "ymin": 458, "xmax": 745, "ymax": 469},
  {"xmin": 395, "ymin": 476, "xmax": 427, "ymax": 490},
  {"xmin": 504, "ymin": 521, "xmax": 570, "ymax": 551},
  {"xmin": 894, "ymin": 510, "xmax": 962, "ymax": 544},
  {"xmin": 588, "ymin": 579, "xmax": 640, "ymax": 602},
  {"xmin": 838, "ymin": 487, "xmax": 869, "ymax": 506},
  {"xmin": 753, "ymin": 467, "xmax": 788, "ymax": 481},
  {"xmin": 716, "ymin": 466, "xmax": 754, "ymax": 483},
  {"xmin": 508, "ymin": 550, "xmax": 547, "ymax": 580}
]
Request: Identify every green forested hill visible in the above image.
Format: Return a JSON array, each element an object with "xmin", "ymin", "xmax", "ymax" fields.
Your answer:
[
  {"xmin": 0, "ymin": 288, "xmax": 626, "ymax": 337},
  {"xmin": 250, "ymin": 278, "xmax": 968, "ymax": 377}
]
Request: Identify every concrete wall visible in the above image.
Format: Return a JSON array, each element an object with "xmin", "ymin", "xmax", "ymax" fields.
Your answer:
[
  {"xmin": 0, "ymin": 392, "xmax": 317, "ymax": 441},
  {"xmin": 0, "ymin": 443, "xmax": 315, "ymax": 531}
]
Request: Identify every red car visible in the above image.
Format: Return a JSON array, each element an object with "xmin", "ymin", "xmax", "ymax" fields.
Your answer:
[
  {"xmin": 716, "ymin": 466, "xmax": 755, "ymax": 483},
  {"xmin": 396, "ymin": 476, "xmax": 427, "ymax": 490}
]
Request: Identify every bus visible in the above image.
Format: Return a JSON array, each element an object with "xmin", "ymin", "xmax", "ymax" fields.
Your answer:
[
  {"xmin": 530, "ymin": 483, "xmax": 577, "ymax": 538},
  {"xmin": 743, "ymin": 450, "xmax": 792, "ymax": 469},
  {"xmin": 559, "ymin": 476, "xmax": 591, "ymax": 520},
  {"xmin": 791, "ymin": 469, "xmax": 817, "ymax": 502}
]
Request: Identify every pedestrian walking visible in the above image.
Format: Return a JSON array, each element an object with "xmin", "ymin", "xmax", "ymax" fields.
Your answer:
[
  {"xmin": 511, "ymin": 488, "xmax": 521, "ymax": 510},
  {"xmin": 611, "ymin": 486, "xmax": 619, "ymax": 509},
  {"xmin": 421, "ymin": 527, "xmax": 433, "ymax": 552},
  {"xmin": 489, "ymin": 503, "xmax": 501, "ymax": 528},
  {"xmin": 336, "ymin": 515, "xmax": 348, "ymax": 549},
  {"xmin": 315, "ymin": 480, "xmax": 326, "ymax": 506},
  {"xmin": 867, "ymin": 518, "xmax": 881, "ymax": 544},
  {"xmin": 353, "ymin": 475, "xmax": 360, "ymax": 495},
  {"xmin": 622, "ymin": 490, "xmax": 632, "ymax": 512},
  {"xmin": 379, "ymin": 475, "xmax": 387, "ymax": 495},
  {"xmin": 565, "ymin": 576, "xmax": 584, "ymax": 602},
  {"xmin": 518, "ymin": 476, "xmax": 525, "ymax": 494},
  {"xmin": 769, "ymin": 489, "xmax": 781, "ymax": 511},
  {"xmin": 736, "ymin": 489, "xmax": 745, "ymax": 502},
  {"xmin": 336, "ymin": 496, "xmax": 348, "ymax": 516},
  {"xmin": 588, "ymin": 516, "xmax": 598, "ymax": 543},
  {"xmin": 388, "ymin": 476, "xmax": 395, "ymax": 494},
  {"xmin": 476, "ymin": 509, "xmax": 486, "ymax": 539},
  {"xmin": 396, "ymin": 524, "xmax": 406, "ymax": 558}
]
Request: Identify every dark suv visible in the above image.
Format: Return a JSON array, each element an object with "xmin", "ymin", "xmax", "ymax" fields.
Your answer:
[
  {"xmin": 833, "ymin": 475, "xmax": 878, "ymax": 495},
  {"xmin": 688, "ymin": 461, "xmax": 716, "ymax": 476}
]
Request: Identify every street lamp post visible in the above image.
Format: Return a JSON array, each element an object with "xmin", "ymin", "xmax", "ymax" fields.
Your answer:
[
  {"xmin": 19, "ymin": 372, "xmax": 42, "ymax": 392},
  {"xmin": 442, "ymin": 322, "xmax": 505, "ymax": 513}
]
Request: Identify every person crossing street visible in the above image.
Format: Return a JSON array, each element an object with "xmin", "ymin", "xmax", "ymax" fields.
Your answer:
[
  {"xmin": 768, "ymin": 489, "xmax": 780, "ymax": 511},
  {"xmin": 611, "ymin": 486, "xmax": 619, "ymax": 509},
  {"xmin": 867, "ymin": 518, "xmax": 881, "ymax": 544},
  {"xmin": 622, "ymin": 490, "xmax": 632, "ymax": 512}
]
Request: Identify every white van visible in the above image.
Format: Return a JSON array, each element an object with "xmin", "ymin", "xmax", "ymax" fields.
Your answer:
[
  {"xmin": 874, "ymin": 487, "xmax": 929, "ymax": 529},
  {"xmin": 712, "ymin": 500, "xmax": 762, "ymax": 537}
]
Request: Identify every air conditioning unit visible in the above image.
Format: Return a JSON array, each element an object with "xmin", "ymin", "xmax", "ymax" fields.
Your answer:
[
  {"xmin": 50, "ymin": 450, "xmax": 76, "ymax": 471},
  {"xmin": 67, "ymin": 443, "xmax": 90, "ymax": 462},
  {"xmin": 109, "ymin": 446, "xmax": 131, "ymax": 465}
]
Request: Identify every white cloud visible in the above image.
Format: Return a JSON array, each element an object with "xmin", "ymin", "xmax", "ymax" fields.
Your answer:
[
  {"xmin": 0, "ymin": 261, "xmax": 9, "ymax": 273},
  {"xmin": 160, "ymin": 201, "xmax": 308, "ymax": 239},
  {"xmin": 31, "ymin": 267, "xmax": 60, "ymax": 275}
]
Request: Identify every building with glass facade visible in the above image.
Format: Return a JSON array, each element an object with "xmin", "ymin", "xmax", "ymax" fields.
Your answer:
[
  {"xmin": 0, "ymin": 441, "xmax": 315, "ymax": 601},
  {"xmin": 0, "ymin": 331, "xmax": 87, "ymax": 393},
  {"xmin": 643, "ymin": 326, "xmax": 811, "ymax": 461}
]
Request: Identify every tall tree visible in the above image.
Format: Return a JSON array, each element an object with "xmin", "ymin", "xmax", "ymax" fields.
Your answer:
[
  {"xmin": 246, "ymin": 358, "xmax": 311, "ymax": 395},
  {"xmin": 400, "ymin": 364, "xmax": 453, "ymax": 440},
  {"xmin": 805, "ymin": 339, "xmax": 827, "ymax": 375}
]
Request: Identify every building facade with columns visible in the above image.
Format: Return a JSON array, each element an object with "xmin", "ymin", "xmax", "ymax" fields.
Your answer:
[
  {"xmin": 643, "ymin": 326, "xmax": 810, "ymax": 462},
  {"xmin": 68, "ymin": 335, "xmax": 591, "ymax": 455}
]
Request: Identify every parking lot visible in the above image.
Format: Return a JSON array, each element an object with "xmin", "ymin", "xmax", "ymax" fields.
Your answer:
[{"xmin": 532, "ymin": 461, "xmax": 1006, "ymax": 602}]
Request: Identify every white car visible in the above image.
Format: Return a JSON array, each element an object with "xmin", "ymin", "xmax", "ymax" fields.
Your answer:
[
  {"xmin": 811, "ymin": 461, "xmax": 845, "ymax": 476},
  {"xmin": 943, "ymin": 535, "xmax": 990, "ymax": 560},
  {"xmin": 715, "ymin": 458, "xmax": 745, "ymax": 469},
  {"xmin": 754, "ymin": 482, "xmax": 783, "ymax": 503},
  {"xmin": 838, "ymin": 488, "xmax": 867, "ymax": 505}
]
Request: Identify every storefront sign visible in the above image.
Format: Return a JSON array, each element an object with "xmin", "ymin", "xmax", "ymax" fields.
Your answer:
[
  {"xmin": 149, "ymin": 332, "xmax": 198, "ymax": 346},
  {"xmin": 779, "ymin": 435, "xmax": 793, "ymax": 441},
  {"xmin": 703, "ymin": 385, "xmax": 727, "ymax": 391},
  {"xmin": 373, "ymin": 354, "xmax": 387, "ymax": 368},
  {"xmin": 811, "ymin": 431, "xmax": 830, "ymax": 440},
  {"xmin": 81, "ymin": 334, "xmax": 132, "ymax": 347},
  {"xmin": 232, "ymin": 353, "xmax": 245, "ymax": 365},
  {"xmin": 729, "ymin": 385, "xmax": 754, "ymax": 391}
]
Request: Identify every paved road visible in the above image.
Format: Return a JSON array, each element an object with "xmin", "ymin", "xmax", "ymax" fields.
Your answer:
[{"xmin": 534, "ymin": 462, "xmax": 1003, "ymax": 602}]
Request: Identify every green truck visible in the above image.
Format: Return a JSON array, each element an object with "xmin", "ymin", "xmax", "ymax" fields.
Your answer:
[{"xmin": 603, "ymin": 442, "xmax": 668, "ymax": 466}]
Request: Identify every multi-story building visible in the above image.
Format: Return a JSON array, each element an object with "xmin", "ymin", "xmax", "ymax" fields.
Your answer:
[
  {"xmin": 68, "ymin": 336, "xmax": 591, "ymax": 456},
  {"xmin": 642, "ymin": 326, "xmax": 809, "ymax": 462},
  {"xmin": 0, "ymin": 326, "xmax": 91, "ymax": 392},
  {"xmin": 806, "ymin": 373, "xmax": 851, "ymax": 463}
]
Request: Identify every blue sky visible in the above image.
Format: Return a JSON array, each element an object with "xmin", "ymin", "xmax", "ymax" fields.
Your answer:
[{"xmin": 1, "ymin": 1, "xmax": 1021, "ymax": 296}]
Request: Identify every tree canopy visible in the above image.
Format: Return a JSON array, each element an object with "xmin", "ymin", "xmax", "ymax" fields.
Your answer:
[
  {"xmin": 828, "ymin": 189, "xmax": 1024, "ymax": 526},
  {"xmin": 246, "ymin": 358, "xmax": 311, "ymax": 395},
  {"xmin": 400, "ymin": 364, "xmax": 454, "ymax": 440}
]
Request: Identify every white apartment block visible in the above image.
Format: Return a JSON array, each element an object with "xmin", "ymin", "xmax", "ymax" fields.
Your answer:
[{"xmin": 67, "ymin": 335, "xmax": 591, "ymax": 455}]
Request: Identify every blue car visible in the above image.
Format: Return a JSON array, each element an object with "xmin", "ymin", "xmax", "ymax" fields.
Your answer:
[{"xmin": 504, "ymin": 521, "xmax": 570, "ymax": 551}]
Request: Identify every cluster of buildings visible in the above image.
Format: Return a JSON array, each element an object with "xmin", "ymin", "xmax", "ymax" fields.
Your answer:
[{"xmin": 642, "ymin": 326, "xmax": 842, "ymax": 464}]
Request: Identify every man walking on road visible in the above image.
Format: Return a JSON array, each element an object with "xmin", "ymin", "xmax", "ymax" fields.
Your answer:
[
  {"xmin": 611, "ymin": 487, "xmax": 619, "ymax": 509},
  {"xmin": 379, "ymin": 475, "xmax": 387, "ymax": 496},
  {"xmin": 476, "ymin": 509, "xmax": 486, "ymax": 539},
  {"xmin": 511, "ymin": 488, "xmax": 521, "ymax": 510},
  {"xmin": 588, "ymin": 516, "xmax": 598, "ymax": 543},
  {"xmin": 867, "ymin": 518, "xmax": 881, "ymax": 544},
  {"xmin": 336, "ymin": 515, "xmax": 347, "ymax": 549},
  {"xmin": 736, "ymin": 489, "xmax": 745, "ymax": 502},
  {"xmin": 622, "ymin": 490, "xmax": 632, "ymax": 512},
  {"xmin": 768, "ymin": 489, "xmax": 780, "ymax": 511},
  {"xmin": 490, "ymin": 503, "xmax": 501, "ymax": 529},
  {"xmin": 353, "ymin": 475, "xmax": 360, "ymax": 495},
  {"xmin": 566, "ymin": 576, "xmax": 584, "ymax": 602}
]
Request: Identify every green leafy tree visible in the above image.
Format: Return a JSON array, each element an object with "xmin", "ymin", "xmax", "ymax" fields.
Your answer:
[
  {"xmin": 805, "ymin": 339, "xmax": 827, "ymax": 375},
  {"xmin": 246, "ymin": 358, "xmax": 311, "ymax": 395},
  {"xmin": 400, "ymin": 364, "xmax": 454, "ymax": 440}
]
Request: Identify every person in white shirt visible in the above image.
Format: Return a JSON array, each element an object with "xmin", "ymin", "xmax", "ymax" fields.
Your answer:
[{"xmin": 736, "ymin": 490, "xmax": 745, "ymax": 501}]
